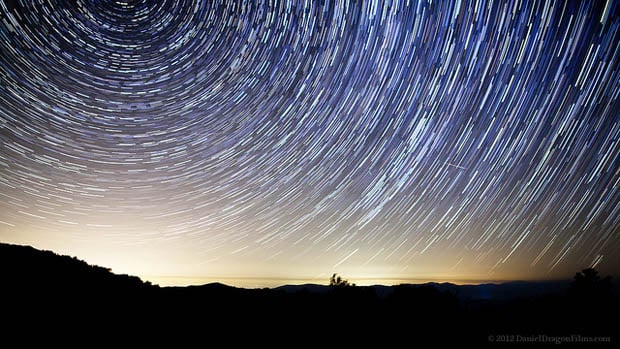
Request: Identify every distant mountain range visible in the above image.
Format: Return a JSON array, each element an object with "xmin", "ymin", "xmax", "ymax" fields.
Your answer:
[
  {"xmin": 1, "ymin": 242, "xmax": 618, "ymax": 344},
  {"xmin": 4, "ymin": 242, "xmax": 617, "ymax": 299},
  {"xmin": 0, "ymin": 242, "xmax": 575, "ymax": 300},
  {"xmin": 275, "ymin": 280, "xmax": 577, "ymax": 300}
]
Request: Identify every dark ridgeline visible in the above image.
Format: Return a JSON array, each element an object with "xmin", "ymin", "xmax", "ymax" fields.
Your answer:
[{"xmin": 1, "ymin": 243, "xmax": 617, "ymax": 345}]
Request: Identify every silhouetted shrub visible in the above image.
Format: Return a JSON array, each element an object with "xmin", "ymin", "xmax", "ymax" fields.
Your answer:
[
  {"xmin": 569, "ymin": 267, "xmax": 612, "ymax": 302},
  {"xmin": 329, "ymin": 273, "xmax": 355, "ymax": 287}
]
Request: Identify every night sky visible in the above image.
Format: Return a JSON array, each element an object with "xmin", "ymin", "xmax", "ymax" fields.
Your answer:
[{"xmin": 1, "ymin": 0, "xmax": 619, "ymax": 287}]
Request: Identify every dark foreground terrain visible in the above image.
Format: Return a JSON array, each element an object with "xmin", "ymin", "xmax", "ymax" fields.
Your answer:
[{"xmin": 1, "ymin": 243, "xmax": 617, "ymax": 345}]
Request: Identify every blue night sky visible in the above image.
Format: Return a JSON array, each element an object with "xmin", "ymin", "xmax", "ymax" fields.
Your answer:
[{"xmin": 1, "ymin": 0, "xmax": 619, "ymax": 287}]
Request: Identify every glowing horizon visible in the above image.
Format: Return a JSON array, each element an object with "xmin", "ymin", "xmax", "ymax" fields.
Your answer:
[{"xmin": 0, "ymin": 238, "xmax": 598, "ymax": 289}]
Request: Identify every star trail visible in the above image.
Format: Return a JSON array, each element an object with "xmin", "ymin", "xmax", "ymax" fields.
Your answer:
[{"xmin": 1, "ymin": 0, "xmax": 619, "ymax": 286}]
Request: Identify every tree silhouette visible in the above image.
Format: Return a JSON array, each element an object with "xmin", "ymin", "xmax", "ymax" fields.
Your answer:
[
  {"xmin": 569, "ymin": 267, "xmax": 612, "ymax": 300},
  {"xmin": 329, "ymin": 273, "xmax": 355, "ymax": 287}
]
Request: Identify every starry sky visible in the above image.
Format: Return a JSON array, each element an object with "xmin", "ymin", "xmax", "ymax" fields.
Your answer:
[{"xmin": 1, "ymin": 0, "xmax": 619, "ymax": 287}]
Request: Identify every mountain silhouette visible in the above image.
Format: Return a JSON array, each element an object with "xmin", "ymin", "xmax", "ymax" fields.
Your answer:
[
  {"xmin": 1, "ymin": 243, "xmax": 150, "ymax": 290},
  {"xmin": 1, "ymin": 243, "xmax": 617, "ymax": 345}
]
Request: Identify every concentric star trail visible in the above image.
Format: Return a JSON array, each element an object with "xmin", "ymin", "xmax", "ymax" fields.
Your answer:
[{"xmin": 1, "ymin": 0, "xmax": 619, "ymax": 285}]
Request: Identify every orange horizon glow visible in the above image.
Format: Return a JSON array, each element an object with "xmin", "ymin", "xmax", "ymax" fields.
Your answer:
[
  {"xmin": 143, "ymin": 274, "xmax": 576, "ymax": 289},
  {"xmin": 0, "ymin": 236, "xmax": 600, "ymax": 289}
]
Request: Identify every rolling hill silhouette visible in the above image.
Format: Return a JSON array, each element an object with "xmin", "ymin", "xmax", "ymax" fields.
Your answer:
[
  {"xmin": 1, "ymin": 243, "xmax": 617, "ymax": 345},
  {"xmin": 1, "ymin": 243, "xmax": 150, "ymax": 290}
]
